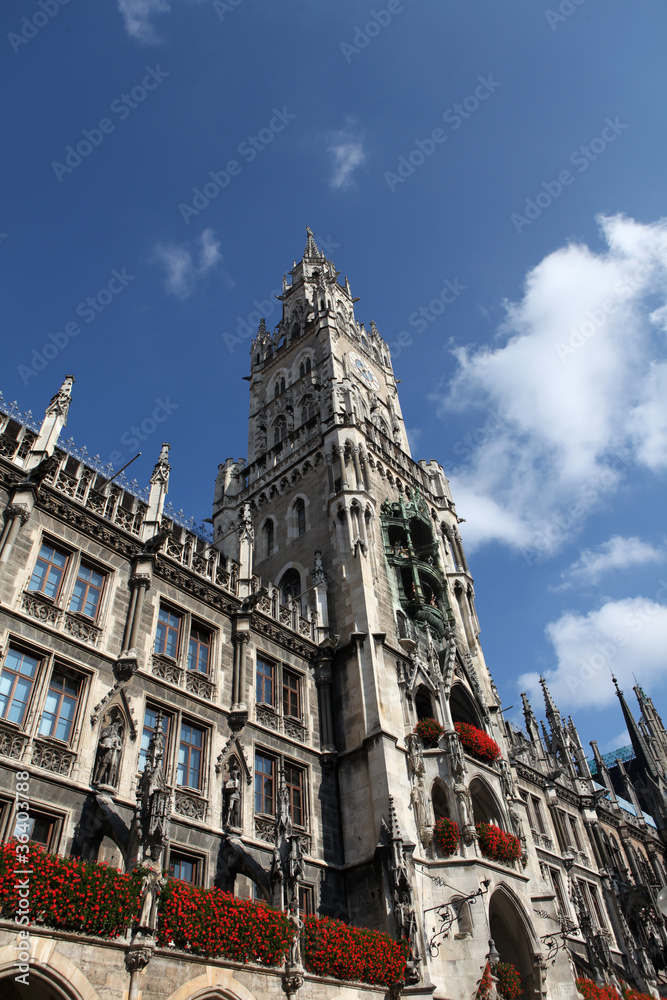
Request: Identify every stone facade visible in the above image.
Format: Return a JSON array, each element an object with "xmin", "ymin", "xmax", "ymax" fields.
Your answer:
[{"xmin": 0, "ymin": 232, "xmax": 666, "ymax": 1000}]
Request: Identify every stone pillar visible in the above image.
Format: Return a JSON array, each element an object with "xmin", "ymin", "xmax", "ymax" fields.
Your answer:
[
  {"xmin": 126, "ymin": 577, "xmax": 151, "ymax": 652},
  {"xmin": 359, "ymin": 449, "xmax": 371, "ymax": 492},
  {"xmin": 352, "ymin": 446, "xmax": 363, "ymax": 489},
  {"xmin": 231, "ymin": 626, "xmax": 251, "ymax": 713},
  {"xmin": 326, "ymin": 452, "xmax": 335, "ymax": 494},
  {"xmin": 0, "ymin": 502, "xmax": 32, "ymax": 564}
]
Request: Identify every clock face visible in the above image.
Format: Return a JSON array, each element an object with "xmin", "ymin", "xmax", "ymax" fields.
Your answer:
[{"xmin": 348, "ymin": 351, "xmax": 380, "ymax": 391}]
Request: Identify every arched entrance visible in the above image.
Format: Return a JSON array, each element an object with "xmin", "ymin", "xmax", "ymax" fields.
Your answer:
[{"xmin": 488, "ymin": 886, "xmax": 540, "ymax": 999}]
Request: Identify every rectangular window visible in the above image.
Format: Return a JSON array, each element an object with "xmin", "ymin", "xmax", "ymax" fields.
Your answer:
[
  {"xmin": 256, "ymin": 658, "xmax": 274, "ymax": 706},
  {"xmin": 255, "ymin": 752, "xmax": 275, "ymax": 815},
  {"xmin": 588, "ymin": 883, "xmax": 606, "ymax": 928},
  {"xmin": 138, "ymin": 706, "xmax": 170, "ymax": 772},
  {"xmin": 154, "ymin": 606, "xmax": 182, "ymax": 658},
  {"xmin": 0, "ymin": 647, "xmax": 39, "ymax": 726},
  {"xmin": 299, "ymin": 884, "xmax": 314, "ymax": 915},
  {"xmin": 282, "ymin": 670, "xmax": 301, "ymax": 719},
  {"xmin": 38, "ymin": 669, "xmax": 81, "ymax": 742},
  {"xmin": 549, "ymin": 868, "xmax": 568, "ymax": 917},
  {"xmin": 13, "ymin": 809, "xmax": 58, "ymax": 850},
  {"xmin": 177, "ymin": 721, "xmax": 203, "ymax": 789},
  {"xmin": 29, "ymin": 542, "xmax": 68, "ymax": 600},
  {"xmin": 69, "ymin": 563, "xmax": 105, "ymax": 619},
  {"xmin": 169, "ymin": 850, "xmax": 200, "ymax": 884},
  {"xmin": 188, "ymin": 625, "xmax": 211, "ymax": 674},
  {"xmin": 285, "ymin": 763, "xmax": 304, "ymax": 827},
  {"xmin": 531, "ymin": 796, "xmax": 546, "ymax": 835},
  {"xmin": 569, "ymin": 815, "xmax": 583, "ymax": 852}
]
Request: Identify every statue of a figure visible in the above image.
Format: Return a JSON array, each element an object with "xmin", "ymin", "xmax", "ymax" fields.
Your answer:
[
  {"xmin": 223, "ymin": 763, "xmax": 242, "ymax": 829},
  {"xmin": 93, "ymin": 719, "xmax": 123, "ymax": 788},
  {"xmin": 393, "ymin": 889, "xmax": 409, "ymax": 936},
  {"xmin": 497, "ymin": 757, "xmax": 516, "ymax": 800},
  {"xmin": 137, "ymin": 846, "xmax": 165, "ymax": 936},
  {"xmin": 278, "ymin": 772, "xmax": 291, "ymax": 829},
  {"xmin": 509, "ymin": 804, "xmax": 523, "ymax": 841},
  {"xmin": 454, "ymin": 781, "xmax": 472, "ymax": 829},
  {"xmin": 287, "ymin": 907, "xmax": 303, "ymax": 969},
  {"xmin": 20, "ymin": 454, "xmax": 59, "ymax": 488}
]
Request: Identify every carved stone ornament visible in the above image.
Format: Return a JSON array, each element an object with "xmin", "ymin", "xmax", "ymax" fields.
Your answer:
[
  {"xmin": 5, "ymin": 503, "xmax": 31, "ymax": 524},
  {"xmin": 125, "ymin": 945, "xmax": 153, "ymax": 973},
  {"xmin": 282, "ymin": 972, "xmax": 304, "ymax": 999}
]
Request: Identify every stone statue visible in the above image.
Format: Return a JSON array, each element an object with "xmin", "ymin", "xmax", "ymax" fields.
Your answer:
[
  {"xmin": 223, "ymin": 762, "xmax": 242, "ymax": 829},
  {"xmin": 93, "ymin": 718, "xmax": 123, "ymax": 788},
  {"xmin": 454, "ymin": 781, "xmax": 473, "ymax": 832},
  {"xmin": 20, "ymin": 454, "xmax": 59, "ymax": 488},
  {"xmin": 287, "ymin": 906, "xmax": 304, "ymax": 969},
  {"xmin": 136, "ymin": 845, "xmax": 165, "ymax": 936}
]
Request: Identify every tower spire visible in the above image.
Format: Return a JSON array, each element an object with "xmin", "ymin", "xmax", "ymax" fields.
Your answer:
[
  {"xmin": 539, "ymin": 676, "xmax": 562, "ymax": 733},
  {"xmin": 612, "ymin": 675, "xmax": 657, "ymax": 781},
  {"xmin": 304, "ymin": 227, "xmax": 324, "ymax": 260}
]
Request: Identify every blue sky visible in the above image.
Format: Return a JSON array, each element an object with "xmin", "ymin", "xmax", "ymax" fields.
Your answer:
[{"xmin": 3, "ymin": 0, "xmax": 667, "ymax": 754}]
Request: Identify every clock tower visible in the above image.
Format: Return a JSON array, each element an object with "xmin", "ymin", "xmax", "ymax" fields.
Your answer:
[{"xmin": 211, "ymin": 231, "xmax": 570, "ymax": 998}]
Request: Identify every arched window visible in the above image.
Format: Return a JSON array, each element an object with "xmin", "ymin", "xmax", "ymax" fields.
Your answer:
[
  {"xmin": 280, "ymin": 568, "xmax": 301, "ymax": 606},
  {"xmin": 415, "ymin": 685, "xmax": 434, "ymax": 721},
  {"xmin": 273, "ymin": 416, "xmax": 287, "ymax": 446},
  {"xmin": 376, "ymin": 416, "xmax": 389, "ymax": 437},
  {"xmin": 274, "ymin": 376, "xmax": 286, "ymax": 398},
  {"xmin": 299, "ymin": 357, "xmax": 312, "ymax": 377},
  {"xmin": 294, "ymin": 498, "xmax": 306, "ymax": 537},
  {"xmin": 263, "ymin": 519, "xmax": 274, "ymax": 558},
  {"xmin": 300, "ymin": 395, "xmax": 316, "ymax": 424}
]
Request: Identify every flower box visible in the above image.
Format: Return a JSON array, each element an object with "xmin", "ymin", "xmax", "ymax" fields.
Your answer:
[
  {"xmin": 454, "ymin": 722, "xmax": 501, "ymax": 763},
  {"xmin": 303, "ymin": 914, "xmax": 408, "ymax": 986},
  {"xmin": 433, "ymin": 817, "xmax": 460, "ymax": 856},
  {"xmin": 476, "ymin": 822, "xmax": 522, "ymax": 865},
  {"xmin": 0, "ymin": 841, "xmax": 407, "ymax": 987},
  {"xmin": 414, "ymin": 717, "xmax": 444, "ymax": 747}
]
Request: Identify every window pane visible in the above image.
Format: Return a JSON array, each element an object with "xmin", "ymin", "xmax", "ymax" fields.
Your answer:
[
  {"xmin": 14, "ymin": 812, "xmax": 53, "ymax": 847},
  {"xmin": 188, "ymin": 627, "xmax": 210, "ymax": 673},
  {"xmin": 155, "ymin": 607, "xmax": 181, "ymax": 657},
  {"xmin": 70, "ymin": 564, "xmax": 104, "ymax": 618},
  {"xmin": 255, "ymin": 754, "xmax": 274, "ymax": 814},
  {"xmin": 29, "ymin": 543, "xmax": 68, "ymax": 598},
  {"xmin": 283, "ymin": 672, "xmax": 300, "ymax": 718},
  {"xmin": 256, "ymin": 659, "xmax": 274, "ymax": 705},
  {"xmin": 138, "ymin": 707, "xmax": 169, "ymax": 772},
  {"xmin": 285, "ymin": 764, "xmax": 303, "ymax": 827},
  {"xmin": 0, "ymin": 649, "xmax": 39, "ymax": 726},
  {"xmin": 170, "ymin": 853, "xmax": 196, "ymax": 883},
  {"xmin": 38, "ymin": 671, "xmax": 80, "ymax": 742},
  {"xmin": 178, "ymin": 723, "xmax": 203, "ymax": 788}
]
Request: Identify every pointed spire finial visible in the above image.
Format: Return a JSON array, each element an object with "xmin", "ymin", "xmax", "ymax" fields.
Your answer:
[{"xmin": 304, "ymin": 227, "xmax": 323, "ymax": 260}]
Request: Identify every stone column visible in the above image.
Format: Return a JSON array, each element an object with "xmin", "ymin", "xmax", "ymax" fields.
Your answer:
[
  {"xmin": 0, "ymin": 502, "xmax": 31, "ymax": 564},
  {"xmin": 359, "ymin": 449, "xmax": 371, "ymax": 492},
  {"xmin": 352, "ymin": 446, "xmax": 363, "ymax": 489},
  {"xmin": 231, "ymin": 628, "xmax": 250, "ymax": 712},
  {"xmin": 126, "ymin": 577, "xmax": 151, "ymax": 652}
]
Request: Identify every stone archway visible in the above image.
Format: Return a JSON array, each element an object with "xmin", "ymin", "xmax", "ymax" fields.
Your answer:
[
  {"xmin": 488, "ymin": 885, "xmax": 541, "ymax": 1000},
  {"xmin": 0, "ymin": 940, "xmax": 102, "ymax": 1000},
  {"xmin": 165, "ymin": 967, "xmax": 259, "ymax": 1000}
]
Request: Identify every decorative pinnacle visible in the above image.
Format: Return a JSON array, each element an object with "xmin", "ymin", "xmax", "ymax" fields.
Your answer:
[{"xmin": 304, "ymin": 227, "xmax": 323, "ymax": 260}]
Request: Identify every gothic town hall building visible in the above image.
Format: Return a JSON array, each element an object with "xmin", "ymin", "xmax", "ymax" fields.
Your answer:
[{"xmin": 1, "ymin": 232, "xmax": 667, "ymax": 1000}]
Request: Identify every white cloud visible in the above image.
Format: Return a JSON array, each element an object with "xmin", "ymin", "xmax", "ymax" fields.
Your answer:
[
  {"xmin": 519, "ymin": 595, "xmax": 667, "ymax": 711},
  {"xmin": 117, "ymin": 0, "xmax": 170, "ymax": 45},
  {"xmin": 435, "ymin": 214, "xmax": 667, "ymax": 556},
  {"xmin": 152, "ymin": 228, "xmax": 225, "ymax": 299},
  {"xmin": 327, "ymin": 121, "xmax": 366, "ymax": 190},
  {"xmin": 563, "ymin": 535, "xmax": 664, "ymax": 585}
]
